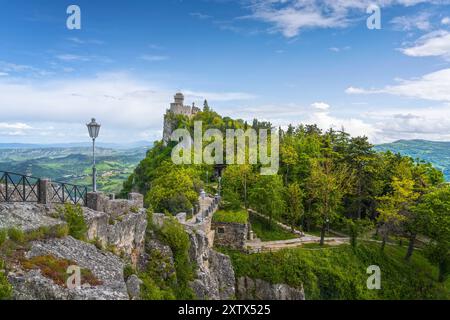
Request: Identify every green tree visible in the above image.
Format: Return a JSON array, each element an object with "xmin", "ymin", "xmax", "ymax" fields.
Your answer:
[
  {"xmin": 221, "ymin": 164, "xmax": 254, "ymax": 210},
  {"xmin": 306, "ymin": 159, "xmax": 353, "ymax": 246},
  {"xmin": 414, "ymin": 186, "xmax": 450, "ymax": 282},
  {"xmin": 343, "ymin": 136, "xmax": 377, "ymax": 219},
  {"xmin": 286, "ymin": 182, "xmax": 305, "ymax": 232},
  {"xmin": 344, "ymin": 218, "xmax": 373, "ymax": 248},
  {"xmin": 249, "ymin": 175, "xmax": 285, "ymax": 226},
  {"xmin": 377, "ymin": 161, "xmax": 419, "ymax": 252},
  {"xmin": 147, "ymin": 163, "xmax": 202, "ymax": 214}
]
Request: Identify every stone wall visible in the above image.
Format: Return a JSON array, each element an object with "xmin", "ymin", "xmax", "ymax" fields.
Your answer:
[
  {"xmin": 86, "ymin": 192, "xmax": 144, "ymax": 218},
  {"xmin": 84, "ymin": 192, "xmax": 146, "ymax": 266},
  {"xmin": 236, "ymin": 277, "xmax": 305, "ymax": 300},
  {"xmin": 212, "ymin": 221, "xmax": 249, "ymax": 250}
]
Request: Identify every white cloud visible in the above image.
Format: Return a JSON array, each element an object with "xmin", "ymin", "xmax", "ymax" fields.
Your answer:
[
  {"xmin": 311, "ymin": 102, "xmax": 330, "ymax": 110},
  {"xmin": 346, "ymin": 68, "xmax": 450, "ymax": 102},
  {"xmin": 67, "ymin": 37, "xmax": 104, "ymax": 45},
  {"xmin": 0, "ymin": 122, "xmax": 32, "ymax": 130},
  {"xmin": 0, "ymin": 122, "xmax": 33, "ymax": 137},
  {"xmin": 139, "ymin": 55, "xmax": 169, "ymax": 62},
  {"xmin": 390, "ymin": 12, "xmax": 432, "ymax": 31},
  {"xmin": 0, "ymin": 72, "xmax": 8, "ymax": 76},
  {"xmin": 183, "ymin": 90, "xmax": 257, "ymax": 102},
  {"xmin": 329, "ymin": 46, "xmax": 350, "ymax": 52},
  {"xmin": 0, "ymin": 73, "xmax": 256, "ymax": 142},
  {"xmin": 56, "ymin": 54, "xmax": 91, "ymax": 62},
  {"xmin": 0, "ymin": 61, "xmax": 52, "ymax": 77},
  {"xmin": 363, "ymin": 106, "xmax": 450, "ymax": 142},
  {"xmin": 190, "ymin": 12, "xmax": 212, "ymax": 20},
  {"xmin": 401, "ymin": 30, "xmax": 450, "ymax": 58},
  {"xmin": 244, "ymin": 0, "xmax": 449, "ymax": 38},
  {"xmin": 442, "ymin": 17, "xmax": 450, "ymax": 25}
]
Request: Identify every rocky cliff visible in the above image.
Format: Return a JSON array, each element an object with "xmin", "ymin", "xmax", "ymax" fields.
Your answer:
[
  {"xmin": 236, "ymin": 276, "xmax": 305, "ymax": 300},
  {"xmin": 1, "ymin": 201, "xmax": 304, "ymax": 300},
  {"xmin": 0, "ymin": 196, "xmax": 147, "ymax": 300}
]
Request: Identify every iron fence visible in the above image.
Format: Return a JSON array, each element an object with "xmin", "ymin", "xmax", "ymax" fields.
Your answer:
[
  {"xmin": 0, "ymin": 171, "xmax": 88, "ymax": 206},
  {"xmin": 50, "ymin": 181, "xmax": 88, "ymax": 206},
  {"xmin": 0, "ymin": 171, "xmax": 40, "ymax": 202}
]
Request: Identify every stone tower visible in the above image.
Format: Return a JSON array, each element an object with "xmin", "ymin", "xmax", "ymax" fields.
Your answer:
[{"xmin": 163, "ymin": 92, "xmax": 200, "ymax": 145}]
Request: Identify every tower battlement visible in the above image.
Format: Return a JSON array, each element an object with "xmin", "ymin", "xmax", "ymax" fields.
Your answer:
[
  {"xmin": 163, "ymin": 92, "xmax": 200, "ymax": 145},
  {"xmin": 168, "ymin": 92, "xmax": 200, "ymax": 117}
]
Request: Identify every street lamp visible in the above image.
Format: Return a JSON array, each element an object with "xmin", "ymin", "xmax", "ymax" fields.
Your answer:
[
  {"xmin": 86, "ymin": 118, "xmax": 101, "ymax": 192},
  {"xmin": 218, "ymin": 176, "xmax": 222, "ymax": 197}
]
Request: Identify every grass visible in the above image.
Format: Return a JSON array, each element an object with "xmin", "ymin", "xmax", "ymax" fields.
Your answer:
[
  {"xmin": 220, "ymin": 242, "xmax": 449, "ymax": 300},
  {"xmin": 213, "ymin": 210, "xmax": 249, "ymax": 224},
  {"xmin": 22, "ymin": 255, "xmax": 102, "ymax": 288},
  {"xmin": 249, "ymin": 214, "xmax": 298, "ymax": 241}
]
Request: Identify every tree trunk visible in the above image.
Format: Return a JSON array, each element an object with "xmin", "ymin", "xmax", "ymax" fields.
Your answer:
[
  {"xmin": 320, "ymin": 223, "xmax": 326, "ymax": 246},
  {"xmin": 405, "ymin": 233, "xmax": 416, "ymax": 261},
  {"xmin": 357, "ymin": 180, "xmax": 362, "ymax": 219},
  {"xmin": 438, "ymin": 260, "xmax": 446, "ymax": 283},
  {"xmin": 381, "ymin": 234, "xmax": 387, "ymax": 252},
  {"xmin": 244, "ymin": 176, "xmax": 247, "ymax": 209}
]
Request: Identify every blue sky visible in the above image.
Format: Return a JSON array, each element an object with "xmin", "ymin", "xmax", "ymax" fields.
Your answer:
[{"xmin": 1, "ymin": 0, "xmax": 450, "ymax": 144}]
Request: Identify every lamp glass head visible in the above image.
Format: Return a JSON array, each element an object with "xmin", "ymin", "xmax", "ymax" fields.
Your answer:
[{"xmin": 87, "ymin": 118, "xmax": 101, "ymax": 139}]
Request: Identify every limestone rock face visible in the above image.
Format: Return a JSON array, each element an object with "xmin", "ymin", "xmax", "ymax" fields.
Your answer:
[
  {"xmin": 106, "ymin": 209, "xmax": 147, "ymax": 265},
  {"xmin": 236, "ymin": 276, "xmax": 305, "ymax": 300},
  {"xmin": 126, "ymin": 275, "xmax": 143, "ymax": 300},
  {"xmin": 8, "ymin": 237, "xmax": 129, "ymax": 300},
  {"xmin": 141, "ymin": 237, "xmax": 176, "ymax": 280},
  {"xmin": 186, "ymin": 227, "xmax": 236, "ymax": 300},
  {"xmin": 0, "ymin": 203, "xmax": 65, "ymax": 232},
  {"xmin": 82, "ymin": 207, "xmax": 147, "ymax": 265}
]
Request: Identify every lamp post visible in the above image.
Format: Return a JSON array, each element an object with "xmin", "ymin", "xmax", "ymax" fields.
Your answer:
[
  {"xmin": 86, "ymin": 118, "xmax": 101, "ymax": 192},
  {"xmin": 218, "ymin": 176, "xmax": 222, "ymax": 197}
]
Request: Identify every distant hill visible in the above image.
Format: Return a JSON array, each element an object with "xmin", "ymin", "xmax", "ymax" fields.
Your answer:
[
  {"xmin": 0, "ymin": 141, "xmax": 152, "ymax": 149},
  {"xmin": 0, "ymin": 145, "xmax": 150, "ymax": 194},
  {"xmin": 375, "ymin": 140, "xmax": 450, "ymax": 180}
]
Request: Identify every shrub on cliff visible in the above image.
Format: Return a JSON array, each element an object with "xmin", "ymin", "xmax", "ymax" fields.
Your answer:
[
  {"xmin": 0, "ymin": 260, "xmax": 12, "ymax": 300},
  {"xmin": 158, "ymin": 217, "xmax": 196, "ymax": 299},
  {"xmin": 58, "ymin": 204, "xmax": 87, "ymax": 240}
]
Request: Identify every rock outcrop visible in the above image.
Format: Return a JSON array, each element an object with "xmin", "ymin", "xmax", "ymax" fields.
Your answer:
[
  {"xmin": 236, "ymin": 276, "xmax": 305, "ymax": 300},
  {"xmin": 0, "ymin": 203, "xmax": 65, "ymax": 232},
  {"xmin": 8, "ymin": 236, "xmax": 129, "ymax": 300},
  {"xmin": 186, "ymin": 227, "xmax": 235, "ymax": 300},
  {"xmin": 1, "ymin": 197, "xmax": 147, "ymax": 300}
]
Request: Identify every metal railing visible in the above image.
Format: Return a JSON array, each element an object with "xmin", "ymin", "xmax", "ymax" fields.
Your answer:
[
  {"xmin": 0, "ymin": 171, "xmax": 40, "ymax": 202},
  {"xmin": 50, "ymin": 181, "xmax": 88, "ymax": 206},
  {"xmin": 0, "ymin": 171, "xmax": 88, "ymax": 206}
]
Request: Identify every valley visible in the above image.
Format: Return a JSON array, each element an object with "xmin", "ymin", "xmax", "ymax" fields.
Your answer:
[{"xmin": 0, "ymin": 145, "xmax": 150, "ymax": 194}]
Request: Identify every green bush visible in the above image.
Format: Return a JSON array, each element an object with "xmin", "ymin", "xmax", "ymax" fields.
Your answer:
[
  {"xmin": 213, "ymin": 210, "xmax": 249, "ymax": 224},
  {"xmin": 140, "ymin": 273, "xmax": 176, "ymax": 300},
  {"xmin": 156, "ymin": 217, "xmax": 196, "ymax": 299},
  {"xmin": 123, "ymin": 264, "xmax": 135, "ymax": 280},
  {"xmin": 59, "ymin": 204, "xmax": 87, "ymax": 240},
  {"xmin": 0, "ymin": 260, "xmax": 12, "ymax": 300},
  {"xmin": 0, "ymin": 229, "xmax": 7, "ymax": 246},
  {"xmin": 7, "ymin": 228, "xmax": 25, "ymax": 244}
]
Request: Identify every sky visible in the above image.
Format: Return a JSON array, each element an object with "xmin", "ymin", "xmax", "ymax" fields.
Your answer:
[{"xmin": 1, "ymin": 0, "xmax": 450, "ymax": 144}]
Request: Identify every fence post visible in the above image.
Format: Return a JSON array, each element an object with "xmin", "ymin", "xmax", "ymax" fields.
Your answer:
[{"xmin": 38, "ymin": 179, "xmax": 51, "ymax": 205}]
